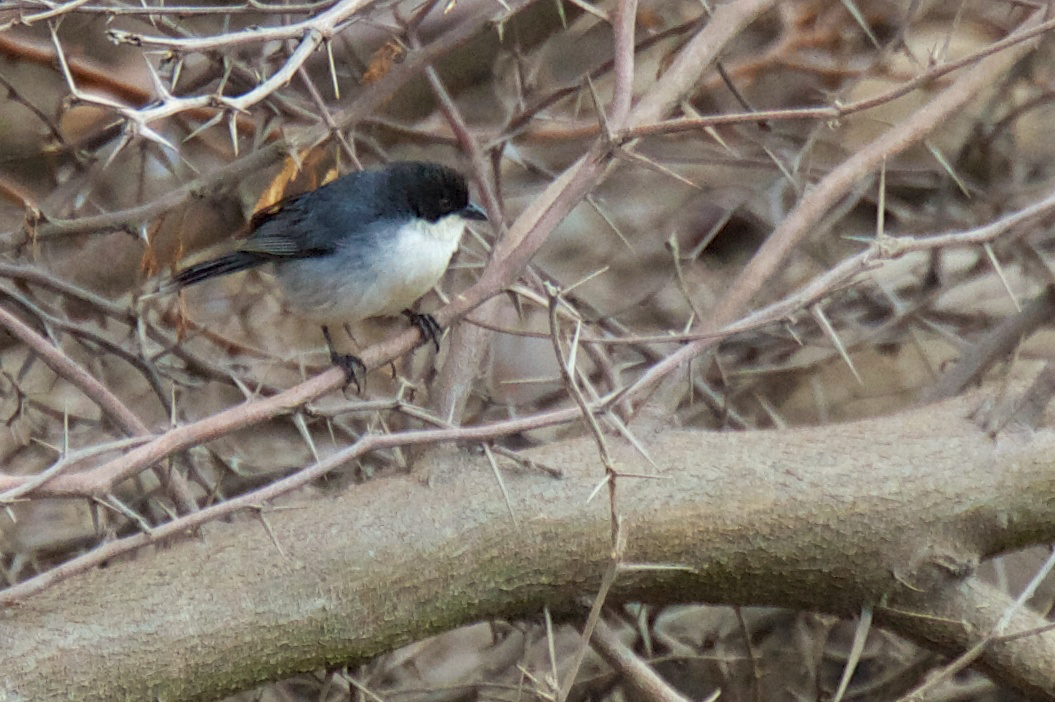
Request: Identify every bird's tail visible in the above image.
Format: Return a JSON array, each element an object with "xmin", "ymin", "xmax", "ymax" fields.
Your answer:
[{"xmin": 168, "ymin": 251, "xmax": 265, "ymax": 290}]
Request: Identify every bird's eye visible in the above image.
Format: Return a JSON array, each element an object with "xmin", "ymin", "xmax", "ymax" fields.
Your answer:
[{"xmin": 438, "ymin": 197, "xmax": 452, "ymax": 211}]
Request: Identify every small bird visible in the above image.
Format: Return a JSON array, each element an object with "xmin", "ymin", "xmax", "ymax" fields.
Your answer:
[{"xmin": 169, "ymin": 160, "xmax": 487, "ymax": 389}]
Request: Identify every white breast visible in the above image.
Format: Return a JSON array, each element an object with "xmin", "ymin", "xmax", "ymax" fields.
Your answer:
[{"xmin": 275, "ymin": 215, "xmax": 466, "ymax": 323}]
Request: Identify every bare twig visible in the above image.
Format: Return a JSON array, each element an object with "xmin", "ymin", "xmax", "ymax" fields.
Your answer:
[
  {"xmin": 0, "ymin": 305, "xmax": 196, "ymax": 512},
  {"xmin": 628, "ymin": 9, "xmax": 1049, "ymax": 418}
]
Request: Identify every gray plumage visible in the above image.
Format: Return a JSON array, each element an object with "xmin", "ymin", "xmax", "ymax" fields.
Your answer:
[{"xmin": 171, "ymin": 161, "xmax": 485, "ymax": 323}]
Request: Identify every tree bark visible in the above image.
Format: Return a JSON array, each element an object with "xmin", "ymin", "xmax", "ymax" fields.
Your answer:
[{"xmin": 4, "ymin": 394, "xmax": 1055, "ymax": 700}]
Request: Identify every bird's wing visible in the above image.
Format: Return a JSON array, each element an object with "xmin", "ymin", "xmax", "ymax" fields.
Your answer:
[
  {"xmin": 237, "ymin": 192, "xmax": 335, "ymax": 259},
  {"xmin": 237, "ymin": 234, "xmax": 308, "ymax": 258},
  {"xmin": 247, "ymin": 190, "xmax": 308, "ymax": 229}
]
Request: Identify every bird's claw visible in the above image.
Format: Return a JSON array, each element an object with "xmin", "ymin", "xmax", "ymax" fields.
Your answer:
[
  {"xmin": 331, "ymin": 352, "xmax": 367, "ymax": 393},
  {"xmin": 403, "ymin": 310, "xmax": 442, "ymax": 352}
]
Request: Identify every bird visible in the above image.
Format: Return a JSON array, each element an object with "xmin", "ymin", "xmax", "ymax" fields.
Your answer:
[{"xmin": 168, "ymin": 160, "xmax": 487, "ymax": 389}]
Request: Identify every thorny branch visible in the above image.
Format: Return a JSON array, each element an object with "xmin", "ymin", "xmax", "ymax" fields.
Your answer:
[{"xmin": 4, "ymin": 0, "xmax": 1055, "ymax": 699}]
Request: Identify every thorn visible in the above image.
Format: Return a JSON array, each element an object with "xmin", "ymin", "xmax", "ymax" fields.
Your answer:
[
  {"xmin": 326, "ymin": 40, "xmax": 340, "ymax": 100},
  {"xmin": 811, "ymin": 303, "xmax": 863, "ymax": 386},
  {"xmin": 183, "ymin": 111, "xmax": 225, "ymax": 143},
  {"xmin": 228, "ymin": 111, "xmax": 239, "ymax": 156}
]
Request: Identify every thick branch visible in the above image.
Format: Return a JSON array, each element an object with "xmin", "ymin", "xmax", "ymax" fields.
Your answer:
[{"xmin": 4, "ymin": 396, "xmax": 1055, "ymax": 699}]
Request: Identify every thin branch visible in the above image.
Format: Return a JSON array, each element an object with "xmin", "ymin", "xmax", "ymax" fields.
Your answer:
[
  {"xmin": 107, "ymin": 0, "xmax": 376, "ymax": 50},
  {"xmin": 626, "ymin": 9, "xmax": 1048, "ymax": 415}
]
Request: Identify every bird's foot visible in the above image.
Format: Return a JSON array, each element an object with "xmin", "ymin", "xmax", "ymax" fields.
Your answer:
[
  {"xmin": 403, "ymin": 310, "xmax": 442, "ymax": 352},
  {"xmin": 322, "ymin": 324, "xmax": 366, "ymax": 392},
  {"xmin": 331, "ymin": 352, "xmax": 366, "ymax": 393}
]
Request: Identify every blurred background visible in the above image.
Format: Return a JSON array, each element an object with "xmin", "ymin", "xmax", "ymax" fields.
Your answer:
[{"xmin": 1, "ymin": 0, "xmax": 1054, "ymax": 699}]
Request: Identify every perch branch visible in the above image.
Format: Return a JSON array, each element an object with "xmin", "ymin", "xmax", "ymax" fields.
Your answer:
[{"xmin": 4, "ymin": 397, "xmax": 1055, "ymax": 699}]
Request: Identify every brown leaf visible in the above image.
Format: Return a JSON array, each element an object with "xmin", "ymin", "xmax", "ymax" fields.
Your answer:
[{"xmin": 362, "ymin": 40, "xmax": 406, "ymax": 85}]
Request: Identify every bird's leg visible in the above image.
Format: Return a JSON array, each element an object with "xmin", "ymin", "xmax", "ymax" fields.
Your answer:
[
  {"xmin": 402, "ymin": 310, "xmax": 442, "ymax": 352},
  {"xmin": 322, "ymin": 325, "xmax": 366, "ymax": 392},
  {"xmin": 341, "ymin": 323, "xmax": 364, "ymax": 348},
  {"xmin": 341, "ymin": 322, "xmax": 396, "ymax": 379}
]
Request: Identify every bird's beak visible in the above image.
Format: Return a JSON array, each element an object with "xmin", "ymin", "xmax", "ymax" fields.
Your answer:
[{"xmin": 462, "ymin": 202, "xmax": 488, "ymax": 221}]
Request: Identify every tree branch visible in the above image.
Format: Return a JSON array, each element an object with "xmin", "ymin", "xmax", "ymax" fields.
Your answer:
[{"xmin": 4, "ymin": 395, "xmax": 1055, "ymax": 700}]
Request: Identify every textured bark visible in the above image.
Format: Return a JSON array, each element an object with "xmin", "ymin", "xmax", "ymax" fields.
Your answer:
[{"xmin": 4, "ymin": 395, "xmax": 1055, "ymax": 700}]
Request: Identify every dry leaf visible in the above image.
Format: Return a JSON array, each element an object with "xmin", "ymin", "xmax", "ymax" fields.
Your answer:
[{"xmin": 362, "ymin": 40, "xmax": 406, "ymax": 85}]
